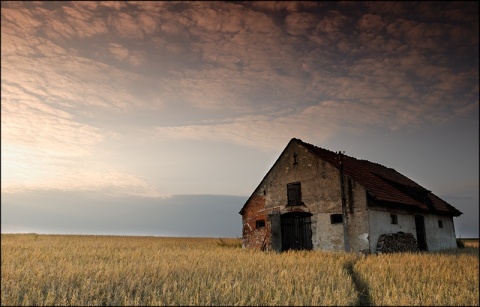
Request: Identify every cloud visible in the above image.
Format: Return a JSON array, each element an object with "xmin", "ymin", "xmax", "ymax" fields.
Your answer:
[
  {"xmin": 1, "ymin": 47, "xmax": 164, "ymax": 197},
  {"xmin": 108, "ymin": 43, "xmax": 129, "ymax": 61},
  {"xmin": 365, "ymin": 1, "xmax": 406, "ymax": 16},
  {"xmin": 1, "ymin": 85, "xmax": 103, "ymax": 157},
  {"xmin": 153, "ymin": 102, "xmax": 364, "ymax": 150},
  {"xmin": 71, "ymin": 1, "xmax": 99, "ymax": 11},
  {"xmin": 1, "ymin": 26, "xmax": 158, "ymax": 111},
  {"xmin": 1, "ymin": 6, "xmax": 42, "ymax": 35},
  {"xmin": 285, "ymin": 12, "xmax": 319, "ymax": 36},
  {"xmin": 137, "ymin": 11, "xmax": 159, "ymax": 35},
  {"xmin": 59, "ymin": 4, "xmax": 109, "ymax": 39},
  {"xmin": 315, "ymin": 10, "xmax": 348, "ymax": 33},
  {"xmin": 2, "ymin": 158, "xmax": 168, "ymax": 198},
  {"xmin": 0, "ymin": 86, "xmax": 166, "ymax": 198},
  {"xmin": 357, "ymin": 13, "xmax": 385, "ymax": 32},
  {"xmin": 98, "ymin": 1, "xmax": 124, "ymax": 11},
  {"xmin": 1, "ymin": 1, "xmax": 477, "ymax": 195},
  {"xmin": 249, "ymin": 1, "xmax": 318, "ymax": 13},
  {"xmin": 111, "ymin": 12, "xmax": 145, "ymax": 39},
  {"xmin": 6, "ymin": 0, "xmax": 474, "ymax": 123}
]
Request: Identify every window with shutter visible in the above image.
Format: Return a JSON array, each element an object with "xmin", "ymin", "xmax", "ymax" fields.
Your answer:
[{"xmin": 287, "ymin": 182, "xmax": 301, "ymax": 206}]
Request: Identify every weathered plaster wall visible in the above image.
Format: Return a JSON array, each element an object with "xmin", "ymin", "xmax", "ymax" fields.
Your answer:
[
  {"xmin": 267, "ymin": 142, "xmax": 346, "ymax": 251},
  {"xmin": 242, "ymin": 141, "xmax": 371, "ymax": 252},
  {"xmin": 312, "ymin": 213, "xmax": 344, "ymax": 250},
  {"xmin": 259, "ymin": 143, "xmax": 339, "ymax": 213},
  {"xmin": 344, "ymin": 177, "xmax": 370, "ymax": 253},
  {"xmin": 241, "ymin": 140, "xmax": 458, "ymax": 253},
  {"xmin": 424, "ymin": 214, "xmax": 457, "ymax": 251},
  {"xmin": 367, "ymin": 208, "xmax": 417, "ymax": 253},
  {"xmin": 367, "ymin": 209, "xmax": 457, "ymax": 252}
]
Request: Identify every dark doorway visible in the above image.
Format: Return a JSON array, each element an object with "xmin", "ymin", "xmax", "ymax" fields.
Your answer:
[
  {"xmin": 415, "ymin": 215, "xmax": 427, "ymax": 251},
  {"xmin": 281, "ymin": 212, "xmax": 313, "ymax": 251}
]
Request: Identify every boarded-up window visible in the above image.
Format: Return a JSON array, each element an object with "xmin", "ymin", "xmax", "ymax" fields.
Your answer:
[{"xmin": 287, "ymin": 182, "xmax": 301, "ymax": 206}]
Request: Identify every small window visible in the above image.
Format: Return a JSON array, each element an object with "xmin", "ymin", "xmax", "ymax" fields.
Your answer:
[
  {"xmin": 438, "ymin": 220, "xmax": 443, "ymax": 228},
  {"xmin": 391, "ymin": 214, "xmax": 398, "ymax": 224},
  {"xmin": 330, "ymin": 214, "xmax": 343, "ymax": 224},
  {"xmin": 287, "ymin": 182, "xmax": 301, "ymax": 206},
  {"xmin": 256, "ymin": 220, "xmax": 265, "ymax": 228}
]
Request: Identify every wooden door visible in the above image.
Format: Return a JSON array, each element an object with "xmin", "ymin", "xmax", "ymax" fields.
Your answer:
[
  {"xmin": 281, "ymin": 212, "xmax": 313, "ymax": 251},
  {"xmin": 415, "ymin": 215, "xmax": 427, "ymax": 251}
]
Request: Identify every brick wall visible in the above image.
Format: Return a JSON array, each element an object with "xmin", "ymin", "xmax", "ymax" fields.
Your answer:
[{"xmin": 241, "ymin": 195, "xmax": 271, "ymax": 250}]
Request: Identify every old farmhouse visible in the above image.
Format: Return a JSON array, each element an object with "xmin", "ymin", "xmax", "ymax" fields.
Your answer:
[{"xmin": 239, "ymin": 138, "xmax": 462, "ymax": 253}]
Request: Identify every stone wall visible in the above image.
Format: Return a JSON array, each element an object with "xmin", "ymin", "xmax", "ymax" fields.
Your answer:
[
  {"xmin": 241, "ymin": 195, "xmax": 270, "ymax": 250},
  {"xmin": 241, "ymin": 139, "xmax": 371, "ymax": 252}
]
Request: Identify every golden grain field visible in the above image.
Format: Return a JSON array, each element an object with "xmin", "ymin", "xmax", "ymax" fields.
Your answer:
[
  {"xmin": 461, "ymin": 238, "xmax": 479, "ymax": 248},
  {"xmin": 1, "ymin": 234, "xmax": 478, "ymax": 306},
  {"xmin": 354, "ymin": 248, "xmax": 479, "ymax": 306}
]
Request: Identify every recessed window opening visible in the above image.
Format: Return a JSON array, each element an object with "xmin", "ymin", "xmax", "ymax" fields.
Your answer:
[
  {"xmin": 293, "ymin": 153, "xmax": 298, "ymax": 165},
  {"xmin": 330, "ymin": 214, "xmax": 343, "ymax": 224},
  {"xmin": 256, "ymin": 220, "xmax": 265, "ymax": 228},
  {"xmin": 438, "ymin": 220, "xmax": 443, "ymax": 228},
  {"xmin": 287, "ymin": 182, "xmax": 302, "ymax": 206},
  {"xmin": 391, "ymin": 214, "xmax": 398, "ymax": 224}
]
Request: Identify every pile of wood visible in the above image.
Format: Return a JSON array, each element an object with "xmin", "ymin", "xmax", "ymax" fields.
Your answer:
[{"xmin": 376, "ymin": 231, "xmax": 420, "ymax": 254}]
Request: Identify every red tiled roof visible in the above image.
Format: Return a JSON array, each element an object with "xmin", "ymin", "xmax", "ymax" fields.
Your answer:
[
  {"xmin": 239, "ymin": 138, "xmax": 463, "ymax": 216},
  {"xmin": 297, "ymin": 138, "xmax": 462, "ymax": 216}
]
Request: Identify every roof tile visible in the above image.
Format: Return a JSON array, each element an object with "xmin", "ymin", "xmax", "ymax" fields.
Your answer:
[{"xmin": 297, "ymin": 138, "xmax": 462, "ymax": 216}]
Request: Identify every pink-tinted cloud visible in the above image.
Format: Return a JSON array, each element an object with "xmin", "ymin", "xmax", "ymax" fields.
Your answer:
[
  {"xmin": 357, "ymin": 13, "xmax": 385, "ymax": 32},
  {"xmin": 108, "ymin": 43, "xmax": 129, "ymax": 60},
  {"xmin": 249, "ymin": 1, "xmax": 319, "ymax": 13},
  {"xmin": 110, "ymin": 12, "xmax": 145, "ymax": 39},
  {"xmin": 1, "ymin": 6, "xmax": 42, "ymax": 34},
  {"xmin": 315, "ymin": 10, "xmax": 348, "ymax": 33},
  {"xmin": 98, "ymin": 1, "xmax": 123, "ymax": 11},
  {"xmin": 285, "ymin": 12, "xmax": 319, "ymax": 36},
  {"xmin": 1, "ymin": 1, "xmax": 477, "ymax": 195},
  {"xmin": 137, "ymin": 11, "xmax": 158, "ymax": 35}
]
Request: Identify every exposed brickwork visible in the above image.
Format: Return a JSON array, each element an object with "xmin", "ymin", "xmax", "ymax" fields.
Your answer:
[
  {"xmin": 242, "ymin": 195, "xmax": 271, "ymax": 250},
  {"xmin": 240, "ymin": 138, "xmax": 460, "ymax": 253}
]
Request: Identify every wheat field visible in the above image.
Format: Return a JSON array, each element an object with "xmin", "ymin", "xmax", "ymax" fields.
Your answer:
[{"xmin": 1, "ymin": 234, "xmax": 478, "ymax": 306}]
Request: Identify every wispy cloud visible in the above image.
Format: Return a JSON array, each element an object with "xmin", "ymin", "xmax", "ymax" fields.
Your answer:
[
  {"xmin": 2, "ymin": 155, "xmax": 169, "ymax": 198},
  {"xmin": 1, "ymin": 83, "xmax": 166, "ymax": 198},
  {"xmin": 1, "ymin": 1, "xmax": 478, "ymax": 194}
]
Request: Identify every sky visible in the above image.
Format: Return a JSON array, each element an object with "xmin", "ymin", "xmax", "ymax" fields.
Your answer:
[{"xmin": 1, "ymin": 1, "xmax": 478, "ymax": 239}]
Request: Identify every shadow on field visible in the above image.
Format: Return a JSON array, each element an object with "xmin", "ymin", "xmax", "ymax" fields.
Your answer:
[
  {"xmin": 344, "ymin": 260, "xmax": 372, "ymax": 306},
  {"xmin": 432, "ymin": 246, "xmax": 479, "ymax": 256}
]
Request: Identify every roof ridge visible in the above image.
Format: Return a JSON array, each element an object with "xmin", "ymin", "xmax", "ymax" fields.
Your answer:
[
  {"xmin": 295, "ymin": 138, "xmax": 389, "ymax": 168},
  {"xmin": 356, "ymin": 158, "xmax": 393, "ymax": 170},
  {"xmin": 294, "ymin": 138, "xmax": 343, "ymax": 156},
  {"xmin": 240, "ymin": 138, "xmax": 462, "ymax": 217}
]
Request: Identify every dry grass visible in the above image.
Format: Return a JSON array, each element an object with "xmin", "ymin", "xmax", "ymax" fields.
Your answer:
[
  {"xmin": 1, "ymin": 234, "xmax": 478, "ymax": 306},
  {"xmin": 1, "ymin": 234, "xmax": 357, "ymax": 306},
  {"xmin": 461, "ymin": 238, "xmax": 479, "ymax": 248},
  {"xmin": 354, "ymin": 248, "xmax": 479, "ymax": 306}
]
